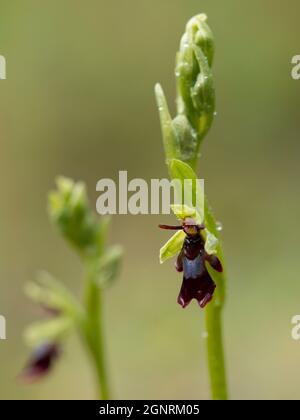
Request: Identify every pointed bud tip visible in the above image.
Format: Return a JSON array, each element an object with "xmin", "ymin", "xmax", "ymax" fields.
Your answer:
[
  {"xmin": 154, "ymin": 83, "xmax": 162, "ymax": 95},
  {"xmin": 187, "ymin": 13, "xmax": 208, "ymax": 29}
]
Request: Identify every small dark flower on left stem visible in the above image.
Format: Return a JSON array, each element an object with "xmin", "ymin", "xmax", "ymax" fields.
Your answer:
[{"xmin": 20, "ymin": 343, "xmax": 60, "ymax": 382}]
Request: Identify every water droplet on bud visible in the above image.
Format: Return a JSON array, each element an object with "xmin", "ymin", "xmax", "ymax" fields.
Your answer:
[{"xmin": 216, "ymin": 221, "xmax": 223, "ymax": 232}]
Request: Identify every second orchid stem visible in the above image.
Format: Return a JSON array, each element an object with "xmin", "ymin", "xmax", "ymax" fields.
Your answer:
[{"xmin": 84, "ymin": 260, "xmax": 111, "ymax": 400}]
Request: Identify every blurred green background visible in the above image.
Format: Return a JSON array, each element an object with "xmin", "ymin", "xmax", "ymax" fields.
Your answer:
[{"xmin": 0, "ymin": 0, "xmax": 299, "ymax": 400}]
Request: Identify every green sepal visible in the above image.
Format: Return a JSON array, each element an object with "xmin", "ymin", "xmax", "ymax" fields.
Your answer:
[
  {"xmin": 169, "ymin": 159, "xmax": 204, "ymax": 222},
  {"xmin": 204, "ymin": 230, "xmax": 218, "ymax": 255},
  {"xmin": 160, "ymin": 159, "xmax": 219, "ymax": 262},
  {"xmin": 159, "ymin": 230, "xmax": 186, "ymax": 264}
]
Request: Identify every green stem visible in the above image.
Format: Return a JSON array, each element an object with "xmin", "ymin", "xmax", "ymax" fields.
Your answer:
[
  {"xmin": 201, "ymin": 177, "xmax": 228, "ymax": 400},
  {"xmin": 84, "ymin": 261, "xmax": 111, "ymax": 400},
  {"xmin": 204, "ymin": 302, "xmax": 227, "ymax": 400}
]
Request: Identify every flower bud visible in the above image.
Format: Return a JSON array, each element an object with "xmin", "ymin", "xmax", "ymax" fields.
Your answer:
[{"xmin": 48, "ymin": 177, "xmax": 100, "ymax": 256}]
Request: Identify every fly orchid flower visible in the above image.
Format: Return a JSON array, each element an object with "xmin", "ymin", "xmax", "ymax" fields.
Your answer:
[{"xmin": 159, "ymin": 205, "xmax": 222, "ymax": 308}]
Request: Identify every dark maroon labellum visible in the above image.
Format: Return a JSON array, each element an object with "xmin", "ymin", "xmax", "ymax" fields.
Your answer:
[
  {"xmin": 20, "ymin": 343, "xmax": 60, "ymax": 383},
  {"xmin": 159, "ymin": 219, "xmax": 223, "ymax": 309}
]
